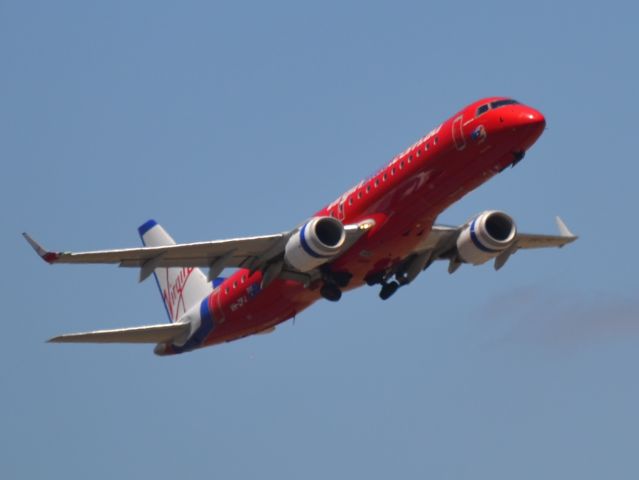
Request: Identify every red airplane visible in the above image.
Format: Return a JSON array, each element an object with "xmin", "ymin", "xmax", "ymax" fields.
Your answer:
[{"xmin": 24, "ymin": 97, "xmax": 576, "ymax": 355}]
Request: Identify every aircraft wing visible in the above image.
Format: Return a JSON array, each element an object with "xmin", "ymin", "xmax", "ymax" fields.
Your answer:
[
  {"xmin": 24, "ymin": 231, "xmax": 288, "ymax": 279},
  {"xmin": 411, "ymin": 216, "xmax": 577, "ymax": 273},
  {"xmin": 23, "ymin": 222, "xmax": 371, "ymax": 282},
  {"xmin": 427, "ymin": 216, "xmax": 576, "ymax": 250}
]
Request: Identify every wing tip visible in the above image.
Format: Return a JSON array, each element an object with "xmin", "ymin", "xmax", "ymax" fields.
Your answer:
[
  {"xmin": 23, "ymin": 232, "xmax": 59, "ymax": 264},
  {"xmin": 47, "ymin": 333, "xmax": 79, "ymax": 343},
  {"xmin": 555, "ymin": 216, "xmax": 578, "ymax": 242}
]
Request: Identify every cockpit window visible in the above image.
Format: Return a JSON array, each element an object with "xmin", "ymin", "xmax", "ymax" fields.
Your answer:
[
  {"xmin": 476, "ymin": 99, "xmax": 519, "ymax": 117},
  {"xmin": 476, "ymin": 104, "xmax": 489, "ymax": 117},
  {"xmin": 490, "ymin": 99, "xmax": 519, "ymax": 109}
]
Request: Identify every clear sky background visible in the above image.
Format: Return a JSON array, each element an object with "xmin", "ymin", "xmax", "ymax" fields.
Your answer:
[{"xmin": 2, "ymin": 1, "xmax": 638, "ymax": 478}]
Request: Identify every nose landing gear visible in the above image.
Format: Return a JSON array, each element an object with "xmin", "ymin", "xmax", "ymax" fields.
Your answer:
[
  {"xmin": 379, "ymin": 280, "xmax": 399, "ymax": 300},
  {"xmin": 512, "ymin": 150, "xmax": 525, "ymax": 166}
]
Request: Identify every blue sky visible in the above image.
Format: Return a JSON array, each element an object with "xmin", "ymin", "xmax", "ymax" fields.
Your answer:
[{"xmin": 2, "ymin": 1, "xmax": 638, "ymax": 478}]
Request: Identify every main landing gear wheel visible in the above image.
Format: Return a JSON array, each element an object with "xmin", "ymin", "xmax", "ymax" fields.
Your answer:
[
  {"xmin": 379, "ymin": 281, "xmax": 399, "ymax": 300},
  {"xmin": 332, "ymin": 271, "xmax": 353, "ymax": 289},
  {"xmin": 365, "ymin": 271, "xmax": 385, "ymax": 286},
  {"xmin": 320, "ymin": 284, "xmax": 342, "ymax": 302}
]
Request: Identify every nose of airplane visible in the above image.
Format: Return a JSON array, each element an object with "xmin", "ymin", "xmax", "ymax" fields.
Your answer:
[
  {"xmin": 512, "ymin": 106, "xmax": 546, "ymax": 149},
  {"xmin": 519, "ymin": 106, "xmax": 546, "ymax": 131},
  {"xmin": 520, "ymin": 107, "xmax": 546, "ymax": 127}
]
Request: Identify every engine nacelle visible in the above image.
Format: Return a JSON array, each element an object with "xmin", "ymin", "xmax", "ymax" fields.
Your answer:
[
  {"xmin": 285, "ymin": 216, "xmax": 346, "ymax": 272},
  {"xmin": 456, "ymin": 211, "xmax": 517, "ymax": 265}
]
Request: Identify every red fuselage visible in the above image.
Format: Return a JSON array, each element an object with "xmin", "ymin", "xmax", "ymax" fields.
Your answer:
[{"xmin": 182, "ymin": 98, "xmax": 545, "ymax": 349}]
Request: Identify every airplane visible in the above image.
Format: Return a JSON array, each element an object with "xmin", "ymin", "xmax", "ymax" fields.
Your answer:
[{"xmin": 24, "ymin": 97, "xmax": 577, "ymax": 356}]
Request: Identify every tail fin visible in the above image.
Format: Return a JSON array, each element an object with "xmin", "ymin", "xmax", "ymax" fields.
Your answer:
[{"xmin": 138, "ymin": 220, "xmax": 213, "ymax": 323}]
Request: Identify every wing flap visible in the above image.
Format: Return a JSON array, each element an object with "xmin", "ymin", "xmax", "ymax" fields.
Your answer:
[{"xmin": 48, "ymin": 322, "xmax": 191, "ymax": 344}]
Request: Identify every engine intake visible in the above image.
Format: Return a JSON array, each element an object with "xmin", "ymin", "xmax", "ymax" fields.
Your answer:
[
  {"xmin": 285, "ymin": 216, "xmax": 346, "ymax": 272},
  {"xmin": 456, "ymin": 211, "xmax": 517, "ymax": 265}
]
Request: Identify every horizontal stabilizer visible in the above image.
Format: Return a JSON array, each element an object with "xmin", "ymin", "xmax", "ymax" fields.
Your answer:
[{"xmin": 48, "ymin": 322, "xmax": 190, "ymax": 344}]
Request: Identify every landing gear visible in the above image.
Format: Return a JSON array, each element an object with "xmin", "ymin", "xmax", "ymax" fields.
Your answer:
[
  {"xmin": 318, "ymin": 268, "xmax": 351, "ymax": 302},
  {"xmin": 379, "ymin": 281, "xmax": 399, "ymax": 300},
  {"xmin": 332, "ymin": 271, "xmax": 353, "ymax": 289},
  {"xmin": 512, "ymin": 150, "xmax": 525, "ymax": 167},
  {"xmin": 365, "ymin": 269, "xmax": 403, "ymax": 300},
  {"xmin": 320, "ymin": 283, "xmax": 342, "ymax": 302},
  {"xmin": 364, "ymin": 271, "xmax": 386, "ymax": 286}
]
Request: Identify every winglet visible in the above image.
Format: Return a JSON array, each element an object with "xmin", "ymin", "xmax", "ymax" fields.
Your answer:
[
  {"xmin": 555, "ymin": 216, "xmax": 577, "ymax": 239},
  {"xmin": 22, "ymin": 233, "xmax": 60, "ymax": 263}
]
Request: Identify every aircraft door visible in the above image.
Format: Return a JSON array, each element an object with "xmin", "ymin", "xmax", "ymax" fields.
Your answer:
[
  {"xmin": 337, "ymin": 198, "xmax": 346, "ymax": 221},
  {"xmin": 452, "ymin": 115, "xmax": 466, "ymax": 150}
]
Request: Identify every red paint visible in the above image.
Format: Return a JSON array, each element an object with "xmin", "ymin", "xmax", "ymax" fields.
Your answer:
[
  {"xmin": 202, "ymin": 98, "xmax": 546, "ymax": 347},
  {"xmin": 43, "ymin": 252, "xmax": 59, "ymax": 264}
]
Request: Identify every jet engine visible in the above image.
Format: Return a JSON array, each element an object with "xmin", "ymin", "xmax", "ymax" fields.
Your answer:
[
  {"xmin": 285, "ymin": 216, "xmax": 346, "ymax": 272},
  {"xmin": 456, "ymin": 211, "xmax": 517, "ymax": 265}
]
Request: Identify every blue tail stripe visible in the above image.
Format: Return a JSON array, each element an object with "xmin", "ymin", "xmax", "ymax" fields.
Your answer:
[{"xmin": 138, "ymin": 219, "xmax": 158, "ymax": 237}]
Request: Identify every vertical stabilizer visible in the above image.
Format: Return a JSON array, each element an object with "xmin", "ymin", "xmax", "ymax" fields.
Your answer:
[{"xmin": 138, "ymin": 220, "xmax": 213, "ymax": 323}]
